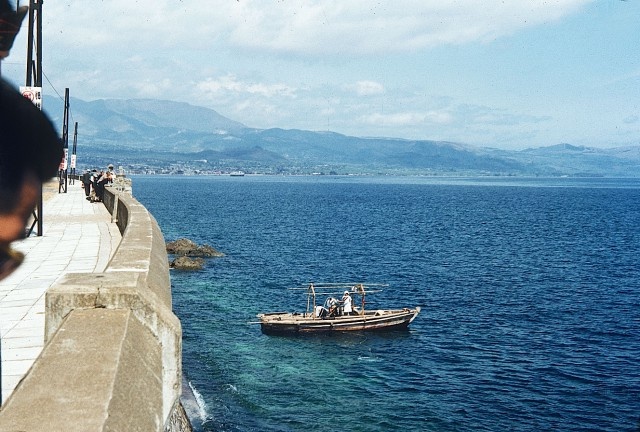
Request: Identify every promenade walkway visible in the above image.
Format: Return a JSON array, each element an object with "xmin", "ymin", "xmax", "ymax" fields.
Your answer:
[{"xmin": 0, "ymin": 182, "xmax": 121, "ymax": 404}]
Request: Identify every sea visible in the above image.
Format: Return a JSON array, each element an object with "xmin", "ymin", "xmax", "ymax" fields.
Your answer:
[{"xmin": 132, "ymin": 175, "xmax": 640, "ymax": 432}]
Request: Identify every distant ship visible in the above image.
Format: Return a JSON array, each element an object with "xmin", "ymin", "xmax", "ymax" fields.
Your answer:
[{"xmin": 229, "ymin": 171, "xmax": 245, "ymax": 177}]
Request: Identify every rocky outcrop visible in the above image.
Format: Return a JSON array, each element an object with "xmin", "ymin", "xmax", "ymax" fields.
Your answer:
[
  {"xmin": 166, "ymin": 238, "xmax": 223, "ymax": 271},
  {"xmin": 166, "ymin": 238, "xmax": 224, "ymax": 257},
  {"xmin": 170, "ymin": 257, "xmax": 205, "ymax": 271}
]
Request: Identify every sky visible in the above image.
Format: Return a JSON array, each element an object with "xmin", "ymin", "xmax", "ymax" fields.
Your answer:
[{"xmin": 2, "ymin": 0, "xmax": 639, "ymax": 150}]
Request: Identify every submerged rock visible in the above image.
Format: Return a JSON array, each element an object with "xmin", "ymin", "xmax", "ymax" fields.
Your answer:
[
  {"xmin": 170, "ymin": 256, "xmax": 205, "ymax": 270},
  {"xmin": 195, "ymin": 244, "xmax": 225, "ymax": 257},
  {"xmin": 166, "ymin": 238, "xmax": 224, "ymax": 257}
]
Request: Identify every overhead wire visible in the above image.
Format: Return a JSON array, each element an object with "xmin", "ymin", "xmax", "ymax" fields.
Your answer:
[
  {"xmin": 21, "ymin": 24, "xmax": 76, "ymax": 125},
  {"xmin": 42, "ymin": 68, "xmax": 75, "ymax": 125}
]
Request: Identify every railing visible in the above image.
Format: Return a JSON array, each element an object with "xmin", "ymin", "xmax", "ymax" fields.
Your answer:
[{"xmin": 0, "ymin": 186, "xmax": 191, "ymax": 431}]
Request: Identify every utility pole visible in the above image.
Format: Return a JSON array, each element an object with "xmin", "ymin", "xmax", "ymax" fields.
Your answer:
[
  {"xmin": 70, "ymin": 122, "xmax": 78, "ymax": 184},
  {"xmin": 59, "ymin": 87, "xmax": 69, "ymax": 193},
  {"xmin": 25, "ymin": 0, "xmax": 44, "ymax": 234}
]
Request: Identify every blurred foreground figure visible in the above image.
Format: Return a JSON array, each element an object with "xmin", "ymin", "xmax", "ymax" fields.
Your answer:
[
  {"xmin": 0, "ymin": 0, "xmax": 28, "ymax": 59},
  {"xmin": 0, "ymin": 0, "xmax": 62, "ymax": 280}
]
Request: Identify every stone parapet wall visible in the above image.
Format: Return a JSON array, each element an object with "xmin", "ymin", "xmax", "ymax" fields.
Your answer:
[
  {"xmin": 104, "ymin": 188, "xmax": 172, "ymax": 309},
  {"xmin": 0, "ymin": 187, "xmax": 190, "ymax": 431}
]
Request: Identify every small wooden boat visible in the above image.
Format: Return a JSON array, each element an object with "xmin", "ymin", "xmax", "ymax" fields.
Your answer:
[{"xmin": 257, "ymin": 283, "xmax": 421, "ymax": 335}]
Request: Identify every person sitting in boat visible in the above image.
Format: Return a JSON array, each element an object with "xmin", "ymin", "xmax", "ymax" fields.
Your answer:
[
  {"xmin": 316, "ymin": 297, "xmax": 332, "ymax": 319},
  {"xmin": 324, "ymin": 297, "xmax": 339, "ymax": 317},
  {"xmin": 342, "ymin": 291, "xmax": 354, "ymax": 315}
]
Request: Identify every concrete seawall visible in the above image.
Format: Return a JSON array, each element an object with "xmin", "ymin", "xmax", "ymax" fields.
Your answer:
[{"xmin": 0, "ymin": 186, "xmax": 192, "ymax": 431}]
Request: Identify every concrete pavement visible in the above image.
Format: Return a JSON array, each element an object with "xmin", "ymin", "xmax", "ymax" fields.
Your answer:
[{"xmin": 0, "ymin": 181, "xmax": 121, "ymax": 404}]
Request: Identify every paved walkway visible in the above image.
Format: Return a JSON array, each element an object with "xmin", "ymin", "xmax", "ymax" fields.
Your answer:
[{"xmin": 0, "ymin": 183, "xmax": 121, "ymax": 404}]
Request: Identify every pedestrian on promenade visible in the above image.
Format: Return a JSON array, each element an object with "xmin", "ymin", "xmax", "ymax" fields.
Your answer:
[
  {"xmin": 93, "ymin": 170, "xmax": 108, "ymax": 202},
  {"xmin": 89, "ymin": 169, "xmax": 99, "ymax": 202},
  {"xmin": 81, "ymin": 169, "xmax": 92, "ymax": 198},
  {"xmin": 0, "ymin": 0, "xmax": 63, "ymax": 280}
]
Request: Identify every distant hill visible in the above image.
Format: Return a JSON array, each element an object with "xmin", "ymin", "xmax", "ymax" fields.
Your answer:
[
  {"xmin": 43, "ymin": 96, "xmax": 640, "ymax": 177},
  {"xmin": 512, "ymin": 143, "xmax": 640, "ymax": 177}
]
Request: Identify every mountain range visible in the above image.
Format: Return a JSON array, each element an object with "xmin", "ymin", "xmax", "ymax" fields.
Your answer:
[{"xmin": 43, "ymin": 96, "xmax": 639, "ymax": 177}]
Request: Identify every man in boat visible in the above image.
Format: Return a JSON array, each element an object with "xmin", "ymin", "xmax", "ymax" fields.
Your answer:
[
  {"xmin": 324, "ymin": 297, "xmax": 339, "ymax": 317},
  {"xmin": 342, "ymin": 291, "xmax": 354, "ymax": 315}
]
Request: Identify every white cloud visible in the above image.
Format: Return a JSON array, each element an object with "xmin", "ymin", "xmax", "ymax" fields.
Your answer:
[
  {"xmin": 220, "ymin": 0, "xmax": 593, "ymax": 55},
  {"xmin": 42, "ymin": 0, "xmax": 592, "ymax": 56},
  {"xmin": 623, "ymin": 115, "xmax": 639, "ymax": 124},
  {"xmin": 349, "ymin": 81, "xmax": 385, "ymax": 96},
  {"xmin": 197, "ymin": 75, "xmax": 296, "ymax": 98},
  {"xmin": 131, "ymin": 78, "xmax": 173, "ymax": 99},
  {"xmin": 361, "ymin": 110, "xmax": 453, "ymax": 127},
  {"xmin": 245, "ymin": 83, "xmax": 296, "ymax": 98},
  {"xmin": 44, "ymin": 1, "xmax": 206, "ymax": 49}
]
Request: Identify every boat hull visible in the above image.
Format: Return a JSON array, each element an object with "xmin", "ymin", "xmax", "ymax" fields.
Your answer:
[{"xmin": 259, "ymin": 307, "xmax": 420, "ymax": 335}]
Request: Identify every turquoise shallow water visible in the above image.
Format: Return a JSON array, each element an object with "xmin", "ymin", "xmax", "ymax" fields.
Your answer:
[{"xmin": 134, "ymin": 176, "xmax": 640, "ymax": 432}]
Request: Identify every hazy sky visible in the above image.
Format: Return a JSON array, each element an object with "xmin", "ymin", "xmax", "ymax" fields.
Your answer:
[{"xmin": 2, "ymin": 0, "xmax": 639, "ymax": 150}]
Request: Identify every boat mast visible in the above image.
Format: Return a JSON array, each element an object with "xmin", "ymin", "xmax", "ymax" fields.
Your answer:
[
  {"xmin": 307, "ymin": 283, "xmax": 317, "ymax": 318},
  {"xmin": 356, "ymin": 283, "xmax": 366, "ymax": 314}
]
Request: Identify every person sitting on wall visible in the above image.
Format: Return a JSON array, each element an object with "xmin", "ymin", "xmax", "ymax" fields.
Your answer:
[
  {"xmin": 95, "ymin": 170, "xmax": 110, "ymax": 202},
  {"xmin": 107, "ymin": 164, "xmax": 115, "ymax": 181},
  {"xmin": 104, "ymin": 169, "xmax": 113, "ymax": 186}
]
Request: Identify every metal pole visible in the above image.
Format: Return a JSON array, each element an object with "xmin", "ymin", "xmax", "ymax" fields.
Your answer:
[
  {"xmin": 25, "ymin": 0, "xmax": 34, "ymax": 85},
  {"xmin": 59, "ymin": 87, "xmax": 69, "ymax": 193},
  {"xmin": 25, "ymin": 0, "xmax": 45, "ymax": 235},
  {"xmin": 71, "ymin": 122, "xmax": 77, "ymax": 184},
  {"xmin": 64, "ymin": 89, "xmax": 69, "ymax": 192}
]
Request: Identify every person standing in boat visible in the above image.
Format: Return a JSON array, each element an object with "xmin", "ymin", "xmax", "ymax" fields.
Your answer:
[{"xmin": 342, "ymin": 291, "xmax": 353, "ymax": 315}]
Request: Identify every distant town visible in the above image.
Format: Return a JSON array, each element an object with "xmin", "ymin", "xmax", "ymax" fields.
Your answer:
[{"xmin": 78, "ymin": 157, "xmax": 518, "ymax": 178}]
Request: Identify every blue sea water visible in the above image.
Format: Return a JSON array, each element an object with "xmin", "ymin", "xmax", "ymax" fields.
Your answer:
[{"xmin": 133, "ymin": 175, "xmax": 640, "ymax": 432}]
